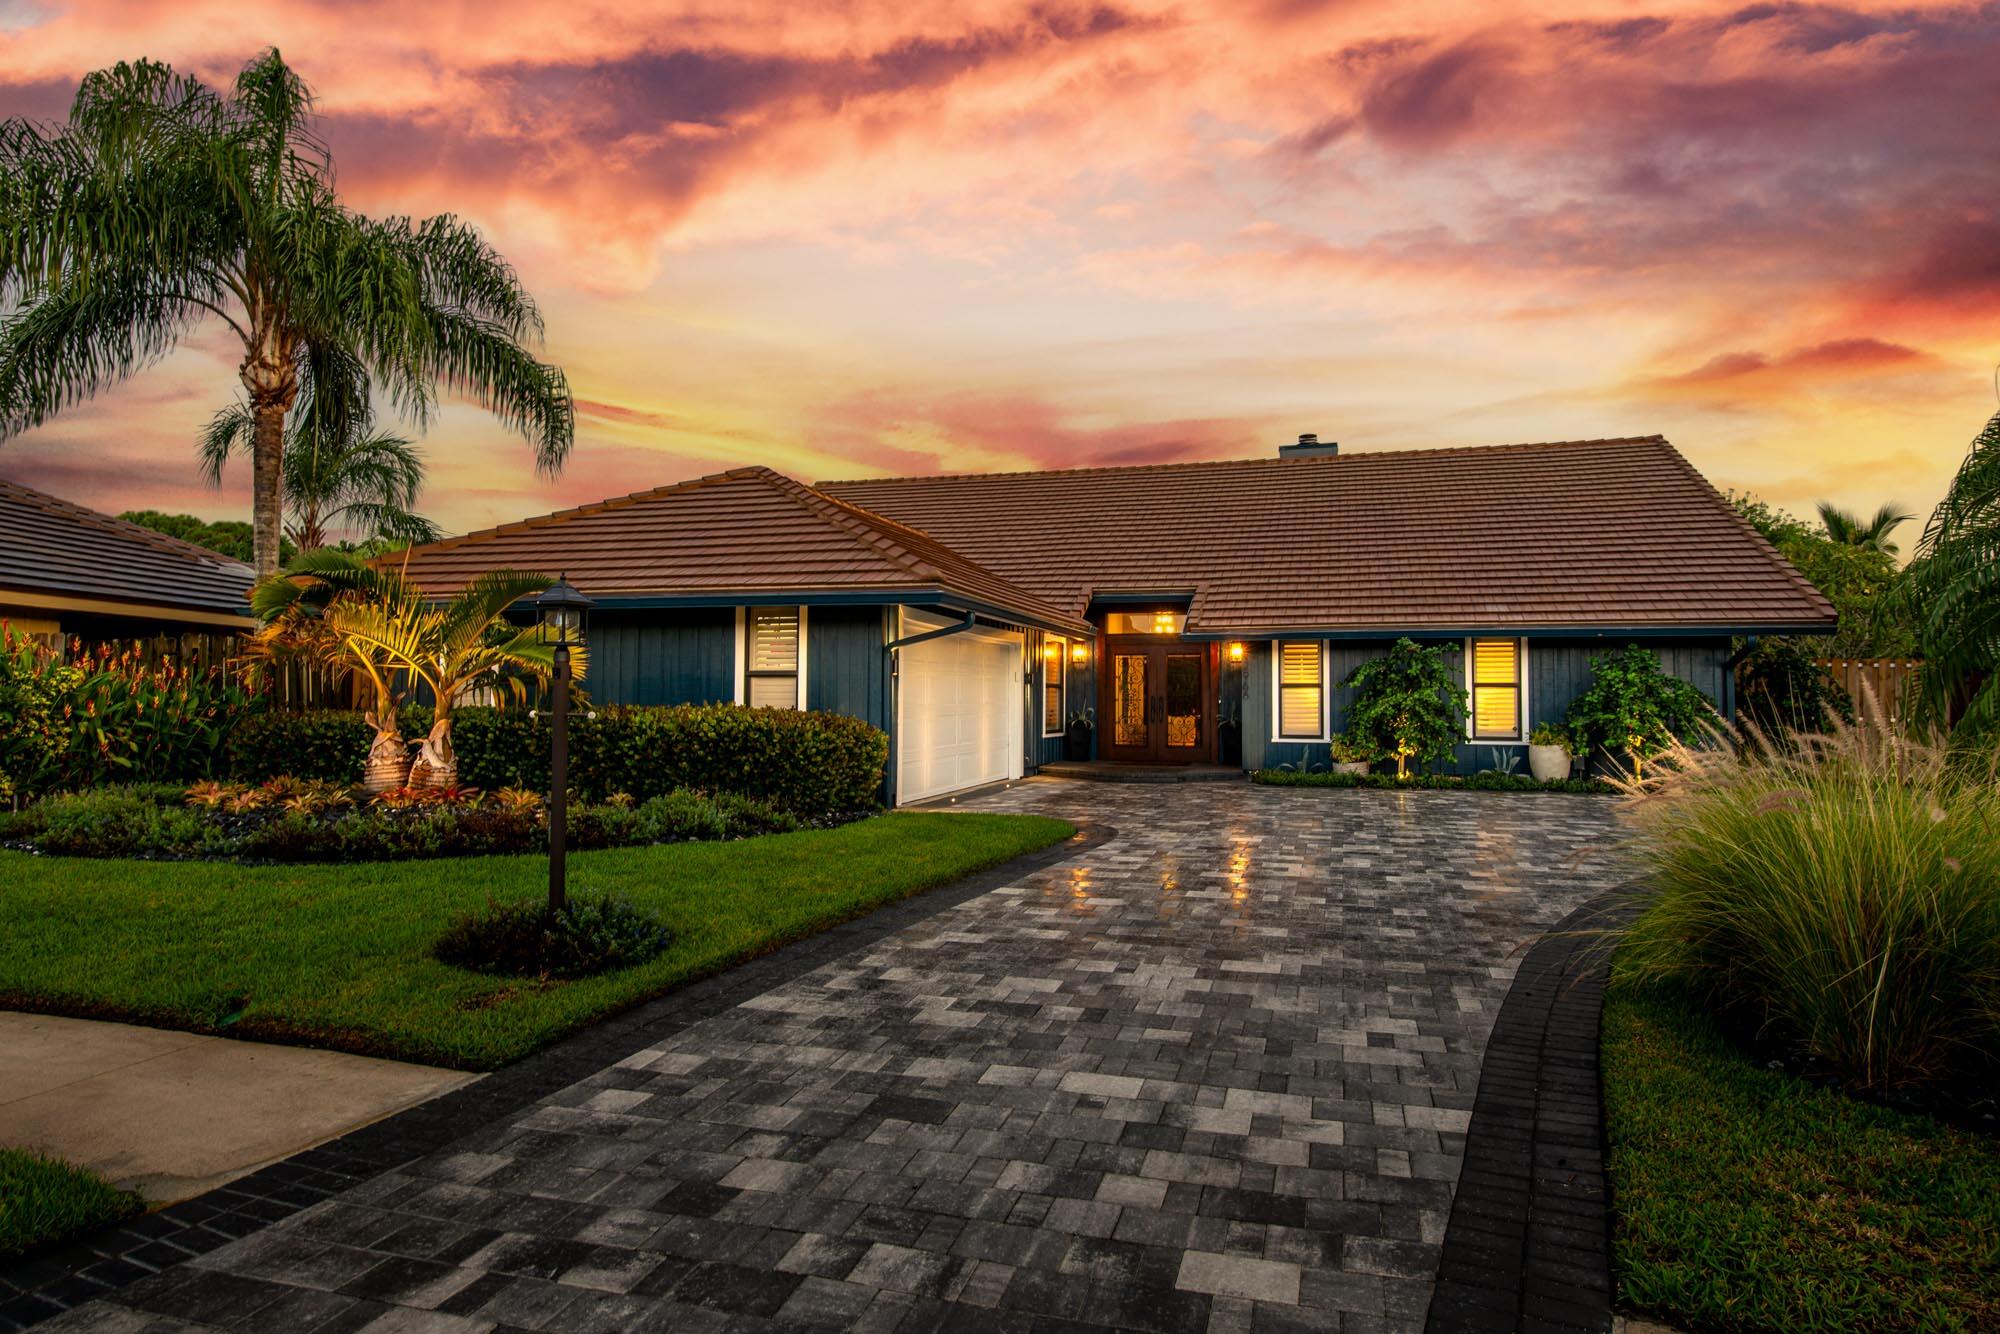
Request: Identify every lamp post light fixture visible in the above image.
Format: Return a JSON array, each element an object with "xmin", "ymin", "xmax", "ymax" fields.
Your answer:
[{"xmin": 535, "ymin": 573, "xmax": 594, "ymax": 911}]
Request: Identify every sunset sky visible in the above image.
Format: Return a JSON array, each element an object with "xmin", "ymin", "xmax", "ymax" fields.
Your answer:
[{"xmin": 0, "ymin": 0, "xmax": 1995, "ymax": 541}]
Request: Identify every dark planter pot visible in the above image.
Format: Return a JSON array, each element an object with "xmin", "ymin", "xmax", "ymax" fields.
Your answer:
[{"xmin": 1064, "ymin": 724, "xmax": 1093, "ymax": 761}]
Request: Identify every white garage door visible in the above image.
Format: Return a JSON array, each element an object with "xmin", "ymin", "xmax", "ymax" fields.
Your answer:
[{"xmin": 897, "ymin": 626, "xmax": 1024, "ymax": 804}]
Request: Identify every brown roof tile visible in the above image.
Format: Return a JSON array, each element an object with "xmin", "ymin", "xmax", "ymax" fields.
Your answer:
[
  {"xmin": 820, "ymin": 437, "xmax": 1836, "ymax": 634},
  {"xmin": 0, "ymin": 477, "xmax": 255, "ymax": 619},
  {"xmin": 388, "ymin": 466, "xmax": 1092, "ymax": 634}
]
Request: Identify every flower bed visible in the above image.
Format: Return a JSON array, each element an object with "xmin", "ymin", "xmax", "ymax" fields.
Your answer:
[
  {"xmin": 1252, "ymin": 769, "xmax": 1616, "ymax": 793},
  {"xmin": 0, "ymin": 779, "xmax": 815, "ymax": 863}
]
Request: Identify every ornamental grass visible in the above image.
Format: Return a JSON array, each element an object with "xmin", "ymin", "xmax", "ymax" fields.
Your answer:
[{"xmin": 1615, "ymin": 690, "xmax": 2000, "ymax": 1092}]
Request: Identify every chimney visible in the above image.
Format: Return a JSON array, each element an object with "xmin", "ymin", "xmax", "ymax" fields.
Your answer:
[{"xmin": 1278, "ymin": 432, "xmax": 1339, "ymax": 459}]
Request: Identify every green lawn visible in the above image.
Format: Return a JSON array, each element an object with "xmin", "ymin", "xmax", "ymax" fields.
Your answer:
[
  {"xmin": 1603, "ymin": 984, "xmax": 2000, "ymax": 1332},
  {"xmin": 0, "ymin": 812, "xmax": 1072, "ymax": 1070},
  {"xmin": 0, "ymin": 1149, "xmax": 140, "ymax": 1257}
]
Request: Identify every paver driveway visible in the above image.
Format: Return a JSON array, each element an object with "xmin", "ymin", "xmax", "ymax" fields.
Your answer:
[{"xmin": 51, "ymin": 781, "xmax": 1625, "ymax": 1334}]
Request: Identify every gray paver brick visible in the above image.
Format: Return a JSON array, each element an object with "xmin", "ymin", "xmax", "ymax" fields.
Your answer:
[{"xmin": 47, "ymin": 784, "xmax": 1618, "ymax": 1333}]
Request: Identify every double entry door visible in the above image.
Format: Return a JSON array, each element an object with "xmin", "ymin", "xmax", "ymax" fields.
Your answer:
[{"xmin": 1099, "ymin": 638, "xmax": 1215, "ymax": 763}]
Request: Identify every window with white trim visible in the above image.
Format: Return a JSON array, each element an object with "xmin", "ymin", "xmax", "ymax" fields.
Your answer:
[
  {"xmin": 1275, "ymin": 641, "xmax": 1326, "ymax": 740},
  {"xmin": 1467, "ymin": 638, "xmax": 1526, "ymax": 740},
  {"xmin": 1041, "ymin": 637, "xmax": 1067, "ymax": 736},
  {"xmin": 746, "ymin": 606, "xmax": 802, "ymax": 709}
]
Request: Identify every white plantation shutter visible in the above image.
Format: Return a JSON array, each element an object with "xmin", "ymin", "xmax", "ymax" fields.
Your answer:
[
  {"xmin": 1277, "ymin": 641, "xmax": 1324, "ymax": 739},
  {"xmin": 1470, "ymin": 638, "xmax": 1522, "ymax": 738},
  {"xmin": 746, "ymin": 607, "xmax": 800, "ymax": 709}
]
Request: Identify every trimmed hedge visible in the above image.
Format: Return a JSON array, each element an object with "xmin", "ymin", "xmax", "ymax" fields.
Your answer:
[
  {"xmin": 1253, "ymin": 769, "xmax": 1616, "ymax": 793},
  {"xmin": 5, "ymin": 784, "xmax": 806, "ymax": 863},
  {"xmin": 228, "ymin": 704, "xmax": 888, "ymax": 818}
]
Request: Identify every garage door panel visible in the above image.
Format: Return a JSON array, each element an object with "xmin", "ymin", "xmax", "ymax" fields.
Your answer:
[{"xmin": 897, "ymin": 631, "xmax": 1023, "ymax": 804}]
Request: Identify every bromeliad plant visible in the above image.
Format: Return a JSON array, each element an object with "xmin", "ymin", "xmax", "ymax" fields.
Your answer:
[
  {"xmin": 1564, "ymin": 644, "xmax": 1716, "ymax": 782},
  {"xmin": 1343, "ymin": 638, "xmax": 1468, "ymax": 779}
]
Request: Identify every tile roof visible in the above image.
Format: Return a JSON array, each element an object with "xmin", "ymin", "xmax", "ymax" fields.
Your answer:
[
  {"xmin": 820, "ymin": 436, "xmax": 1837, "ymax": 634},
  {"xmin": 0, "ymin": 476, "xmax": 255, "ymax": 620},
  {"xmin": 387, "ymin": 466, "xmax": 1093, "ymax": 634}
]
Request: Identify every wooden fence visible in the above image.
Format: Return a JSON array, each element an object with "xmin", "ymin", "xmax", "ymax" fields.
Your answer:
[{"xmin": 1816, "ymin": 658, "xmax": 1922, "ymax": 721}]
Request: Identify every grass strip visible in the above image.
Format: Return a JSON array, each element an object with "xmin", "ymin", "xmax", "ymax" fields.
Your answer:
[
  {"xmin": 0, "ymin": 812, "xmax": 1073, "ymax": 1070},
  {"xmin": 1603, "ymin": 984, "xmax": 2000, "ymax": 1332},
  {"xmin": 0, "ymin": 1149, "xmax": 141, "ymax": 1257}
]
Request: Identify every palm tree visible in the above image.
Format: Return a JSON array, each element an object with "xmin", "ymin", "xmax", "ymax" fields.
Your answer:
[
  {"xmin": 202, "ymin": 352, "xmax": 443, "ymax": 552},
  {"xmin": 1906, "ymin": 410, "xmax": 2000, "ymax": 739},
  {"xmin": 1817, "ymin": 500, "xmax": 1913, "ymax": 555},
  {"xmin": 0, "ymin": 50, "xmax": 571, "ymax": 577},
  {"xmin": 249, "ymin": 550, "xmax": 422, "ymax": 791},
  {"xmin": 327, "ymin": 568, "xmax": 580, "ymax": 790}
]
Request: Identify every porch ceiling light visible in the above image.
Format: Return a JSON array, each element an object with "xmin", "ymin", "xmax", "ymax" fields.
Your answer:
[{"xmin": 1152, "ymin": 611, "xmax": 1176, "ymax": 634}]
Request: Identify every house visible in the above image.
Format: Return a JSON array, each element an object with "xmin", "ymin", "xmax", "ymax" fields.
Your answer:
[
  {"xmin": 389, "ymin": 435, "xmax": 1835, "ymax": 804},
  {"xmin": 0, "ymin": 476, "xmax": 257, "ymax": 651}
]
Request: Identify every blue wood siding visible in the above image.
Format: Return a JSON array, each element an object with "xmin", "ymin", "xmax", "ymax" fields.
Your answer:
[
  {"xmin": 585, "ymin": 609, "xmax": 734, "ymax": 706},
  {"xmin": 1242, "ymin": 636, "xmax": 1732, "ymax": 775},
  {"xmin": 1032, "ymin": 631, "xmax": 1096, "ymax": 765},
  {"xmin": 805, "ymin": 606, "xmax": 890, "ymax": 729}
]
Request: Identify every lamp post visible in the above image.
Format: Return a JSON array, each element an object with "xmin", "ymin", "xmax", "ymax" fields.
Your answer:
[{"xmin": 535, "ymin": 574, "xmax": 593, "ymax": 911}]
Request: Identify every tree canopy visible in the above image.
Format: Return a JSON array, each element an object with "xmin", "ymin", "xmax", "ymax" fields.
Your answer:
[{"xmin": 0, "ymin": 49, "xmax": 571, "ymax": 575}]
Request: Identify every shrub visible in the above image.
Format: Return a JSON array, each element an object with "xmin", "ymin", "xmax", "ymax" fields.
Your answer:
[
  {"xmin": 1615, "ymin": 705, "xmax": 2000, "ymax": 1091},
  {"xmin": 1565, "ymin": 644, "xmax": 1717, "ymax": 782},
  {"xmin": 28, "ymin": 790, "xmax": 213, "ymax": 858},
  {"xmin": 1328, "ymin": 732, "xmax": 1374, "ymax": 764},
  {"xmin": 1735, "ymin": 637, "xmax": 1852, "ymax": 742},
  {"xmin": 226, "ymin": 703, "xmax": 885, "ymax": 818},
  {"xmin": 227, "ymin": 707, "xmax": 432, "ymax": 784},
  {"xmin": 1343, "ymin": 639, "xmax": 1468, "ymax": 779},
  {"xmin": 0, "ymin": 631, "xmax": 253, "ymax": 794},
  {"xmin": 433, "ymin": 894, "xmax": 672, "ymax": 979}
]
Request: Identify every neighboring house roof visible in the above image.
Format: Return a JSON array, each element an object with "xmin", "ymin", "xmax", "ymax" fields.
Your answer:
[
  {"xmin": 820, "ymin": 436, "xmax": 1837, "ymax": 635},
  {"xmin": 0, "ymin": 476, "xmax": 256, "ymax": 626},
  {"xmin": 386, "ymin": 466, "xmax": 1093, "ymax": 635}
]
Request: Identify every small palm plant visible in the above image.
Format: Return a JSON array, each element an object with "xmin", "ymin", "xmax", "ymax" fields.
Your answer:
[
  {"xmin": 249, "ymin": 550, "xmax": 421, "ymax": 792},
  {"xmin": 328, "ymin": 569, "xmax": 578, "ymax": 790}
]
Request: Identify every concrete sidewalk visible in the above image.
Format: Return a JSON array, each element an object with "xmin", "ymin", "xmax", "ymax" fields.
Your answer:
[{"xmin": 0, "ymin": 1012, "xmax": 475, "ymax": 1201}]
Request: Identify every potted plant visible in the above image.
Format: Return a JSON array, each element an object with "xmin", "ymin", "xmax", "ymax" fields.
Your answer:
[
  {"xmin": 1064, "ymin": 706, "xmax": 1095, "ymax": 761},
  {"xmin": 1526, "ymin": 722, "xmax": 1575, "ymax": 782},
  {"xmin": 1329, "ymin": 732, "xmax": 1373, "ymax": 774}
]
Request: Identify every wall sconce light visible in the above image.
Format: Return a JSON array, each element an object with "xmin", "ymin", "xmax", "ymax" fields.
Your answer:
[
  {"xmin": 1070, "ymin": 640, "xmax": 1090, "ymax": 665},
  {"xmin": 1227, "ymin": 641, "xmax": 1246, "ymax": 663},
  {"xmin": 1043, "ymin": 640, "xmax": 1060, "ymax": 662}
]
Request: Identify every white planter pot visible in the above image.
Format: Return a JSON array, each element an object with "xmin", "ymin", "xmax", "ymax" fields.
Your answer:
[
  {"xmin": 1528, "ymin": 745, "xmax": 1572, "ymax": 783},
  {"xmin": 1332, "ymin": 761, "xmax": 1371, "ymax": 775}
]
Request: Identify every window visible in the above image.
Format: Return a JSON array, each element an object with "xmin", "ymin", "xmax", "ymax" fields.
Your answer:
[
  {"xmin": 1104, "ymin": 610, "xmax": 1186, "ymax": 635},
  {"xmin": 1275, "ymin": 641, "xmax": 1326, "ymax": 739},
  {"xmin": 1468, "ymin": 638, "xmax": 1526, "ymax": 739},
  {"xmin": 746, "ymin": 606, "xmax": 801, "ymax": 709},
  {"xmin": 1042, "ymin": 637, "xmax": 1067, "ymax": 736}
]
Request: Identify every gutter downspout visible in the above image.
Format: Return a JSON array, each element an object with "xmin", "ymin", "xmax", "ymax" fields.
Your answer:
[
  {"xmin": 884, "ymin": 612, "xmax": 979, "ymax": 808},
  {"xmin": 1722, "ymin": 635, "xmax": 1759, "ymax": 722}
]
